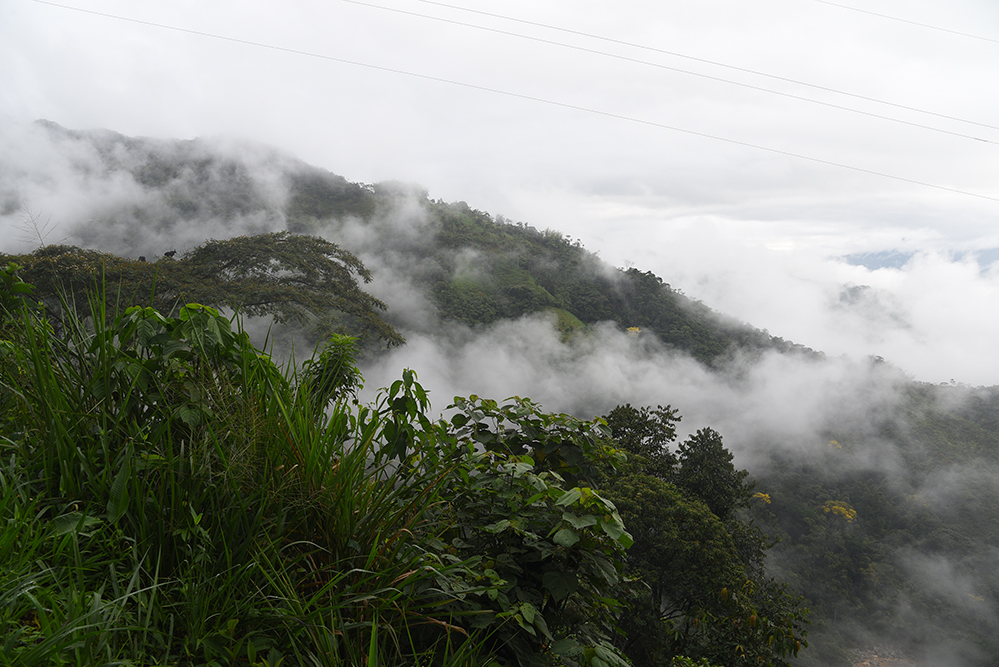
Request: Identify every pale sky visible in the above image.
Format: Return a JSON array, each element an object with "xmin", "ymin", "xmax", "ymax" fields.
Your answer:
[{"xmin": 2, "ymin": 0, "xmax": 998, "ymax": 384}]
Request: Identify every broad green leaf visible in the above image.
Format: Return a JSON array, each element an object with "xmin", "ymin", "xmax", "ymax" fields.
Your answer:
[
  {"xmin": 550, "ymin": 638, "xmax": 579, "ymax": 655},
  {"xmin": 563, "ymin": 512, "xmax": 598, "ymax": 529},
  {"xmin": 553, "ymin": 527, "xmax": 580, "ymax": 547},
  {"xmin": 600, "ymin": 515, "xmax": 627, "ymax": 540},
  {"xmin": 534, "ymin": 611, "xmax": 553, "ymax": 640},
  {"xmin": 51, "ymin": 512, "xmax": 102, "ymax": 536},
  {"xmin": 136, "ymin": 317, "xmax": 159, "ymax": 347},
  {"xmin": 508, "ymin": 461, "xmax": 533, "ymax": 477},
  {"xmin": 590, "ymin": 554, "xmax": 619, "ymax": 583},
  {"xmin": 525, "ymin": 490, "xmax": 549, "ymax": 506},
  {"xmin": 616, "ymin": 530, "xmax": 634, "ymax": 549},
  {"xmin": 520, "ymin": 602, "xmax": 536, "ymax": 624},
  {"xmin": 484, "ymin": 519, "xmax": 511, "ymax": 534},
  {"xmin": 555, "ymin": 487, "xmax": 582, "ymax": 507},
  {"xmin": 594, "ymin": 643, "xmax": 628, "ymax": 666},
  {"xmin": 515, "ymin": 613, "xmax": 537, "ymax": 636},
  {"xmin": 175, "ymin": 403, "xmax": 202, "ymax": 427},
  {"xmin": 542, "ymin": 570, "xmax": 579, "ymax": 601}
]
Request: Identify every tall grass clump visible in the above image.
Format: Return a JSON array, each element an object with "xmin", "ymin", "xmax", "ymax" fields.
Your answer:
[
  {"xmin": 0, "ymin": 263, "xmax": 492, "ymax": 666},
  {"xmin": 0, "ymin": 262, "xmax": 638, "ymax": 667}
]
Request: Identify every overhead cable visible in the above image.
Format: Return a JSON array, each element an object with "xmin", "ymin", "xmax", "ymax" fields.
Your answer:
[
  {"xmin": 415, "ymin": 0, "xmax": 999, "ymax": 132},
  {"xmin": 810, "ymin": 0, "xmax": 999, "ymax": 45},
  {"xmin": 345, "ymin": 0, "xmax": 995, "ymax": 145},
  {"xmin": 32, "ymin": 0, "xmax": 999, "ymax": 204}
]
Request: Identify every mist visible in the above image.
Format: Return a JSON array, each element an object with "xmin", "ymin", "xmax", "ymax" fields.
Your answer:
[
  {"xmin": 0, "ymin": 121, "xmax": 295, "ymax": 258},
  {"xmin": 2, "ymin": 120, "xmax": 997, "ymax": 665},
  {"xmin": 356, "ymin": 288, "xmax": 997, "ymax": 666}
]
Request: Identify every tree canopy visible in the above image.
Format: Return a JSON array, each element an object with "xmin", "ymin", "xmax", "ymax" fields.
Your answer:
[
  {"xmin": 603, "ymin": 405, "xmax": 808, "ymax": 667},
  {"xmin": 1, "ymin": 231, "xmax": 404, "ymax": 346}
]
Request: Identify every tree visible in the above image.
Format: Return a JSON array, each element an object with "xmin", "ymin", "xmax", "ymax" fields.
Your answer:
[
  {"xmin": 602, "ymin": 406, "xmax": 808, "ymax": 667},
  {"xmin": 436, "ymin": 395, "xmax": 633, "ymax": 667},
  {"xmin": 605, "ymin": 404, "xmax": 680, "ymax": 480},
  {"xmin": 1, "ymin": 232, "xmax": 404, "ymax": 346},
  {"xmin": 603, "ymin": 464, "xmax": 742, "ymax": 666},
  {"xmin": 673, "ymin": 428, "xmax": 752, "ymax": 522}
]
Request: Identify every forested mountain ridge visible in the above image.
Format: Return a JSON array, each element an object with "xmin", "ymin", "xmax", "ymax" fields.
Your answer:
[
  {"xmin": 3, "ymin": 121, "xmax": 999, "ymax": 667},
  {"xmin": 6, "ymin": 121, "xmax": 815, "ymax": 365}
]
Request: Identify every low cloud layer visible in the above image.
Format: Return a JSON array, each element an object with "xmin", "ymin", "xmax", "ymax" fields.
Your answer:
[
  {"xmin": 0, "ymin": 122, "xmax": 294, "ymax": 258},
  {"xmin": 356, "ymin": 310, "xmax": 908, "ymax": 460},
  {"xmin": 557, "ymin": 207, "xmax": 999, "ymax": 386}
]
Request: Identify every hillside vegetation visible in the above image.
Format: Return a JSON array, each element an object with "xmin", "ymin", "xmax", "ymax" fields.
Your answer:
[
  {"xmin": 0, "ymin": 263, "xmax": 806, "ymax": 666},
  {"xmin": 753, "ymin": 381, "xmax": 999, "ymax": 667},
  {"xmin": 3, "ymin": 122, "xmax": 999, "ymax": 666},
  {"xmin": 6, "ymin": 121, "xmax": 814, "ymax": 365}
]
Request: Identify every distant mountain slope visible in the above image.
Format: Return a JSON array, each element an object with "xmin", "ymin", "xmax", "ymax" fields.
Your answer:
[
  {"xmin": 753, "ymin": 381, "xmax": 999, "ymax": 667},
  {"xmin": 12, "ymin": 121, "xmax": 814, "ymax": 366},
  {"xmin": 408, "ymin": 200, "xmax": 818, "ymax": 364}
]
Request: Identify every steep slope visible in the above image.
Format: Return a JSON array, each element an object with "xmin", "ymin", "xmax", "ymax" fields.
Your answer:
[
  {"xmin": 6, "ymin": 121, "xmax": 814, "ymax": 366},
  {"xmin": 4, "ymin": 122, "xmax": 999, "ymax": 666},
  {"xmin": 752, "ymin": 382, "xmax": 999, "ymax": 666}
]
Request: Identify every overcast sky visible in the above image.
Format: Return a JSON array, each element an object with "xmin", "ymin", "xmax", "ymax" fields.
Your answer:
[{"xmin": 2, "ymin": 0, "xmax": 998, "ymax": 384}]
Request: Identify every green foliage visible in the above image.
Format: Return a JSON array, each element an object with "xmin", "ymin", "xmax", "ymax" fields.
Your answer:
[
  {"xmin": 0, "ymin": 261, "xmax": 36, "ymax": 318},
  {"xmin": 747, "ymin": 383, "xmax": 999, "ymax": 665},
  {"xmin": 300, "ymin": 333, "xmax": 364, "ymax": 409},
  {"xmin": 23, "ymin": 121, "xmax": 820, "ymax": 364},
  {"xmin": 609, "ymin": 469, "xmax": 742, "ymax": 620},
  {"xmin": 0, "ymin": 286, "xmax": 469, "ymax": 665},
  {"xmin": 19, "ymin": 125, "xmax": 999, "ymax": 664},
  {"xmin": 606, "ymin": 404, "xmax": 680, "ymax": 479},
  {"xmin": 673, "ymin": 428, "xmax": 753, "ymax": 523},
  {"xmin": 549, "ymin": 307, "xmax": 587, "ymax": 341},
  {"xmin": 602, "ymin": 405, "xmax": 808, "ymax": 667},
  {"xmin": 0, "ymin": 282, "xmax": 652, "ymax": 666},
  {"xmin": 448, "ymin": 395, "xmax": 624, "ymax": 488},
  {"xmin": 606, "ymin": 407, "xmax": 753, "ymax": 523},
  {"xmin": 1, "ymin": 231, "xmax": 405, "ymax": 346},
  {"xmin": 755, "ymin": 434, "xmax": 999, "ymax": 666},
  {"xmin": 285, "ymin": 169, "xmax": 378, "ymax": 229},
  {"xmin": 414, "ymin": 200, "xmax": 815, "ymax": 364},
  {"xmin": 670, "ymin": 657, "xmax": 723, "ymax": 667},
  {"xmin": 435, "ymin": 396, "xmax": 633, "ymax": 666}
]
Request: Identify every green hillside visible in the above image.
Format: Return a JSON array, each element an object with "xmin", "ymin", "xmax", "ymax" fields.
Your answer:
[
  {"xmin": 415, "ymin": 200, "xmax": 815, "ymax": 364},
  {"xmin": 0, "ymin": 263, "xmax": 808, "ymax": 667},
  {"xmin": 10, "ymin": 121, "xmax": 815, "ymax": 365},
  {"xmin": 3, "ymin": 122, "xmax": 999, "ymax": 666},
  {"xmin": 751, "ymin": 382, "xmax": 999, "ymax": 666}
]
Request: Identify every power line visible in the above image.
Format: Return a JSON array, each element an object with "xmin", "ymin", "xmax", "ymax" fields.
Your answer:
[
  {"xmin": 32, "ymin": 0, "xmax": 999, "ymax": 204},
  {"xmin": 345, "ymin": 0, "xmax": 996, "ymax": 145},
  {"xmin": 415, "ymin": 0, "xmax": 999, "ymax": 132},
  {"xmin": 810, "ymin": 0, "xmax": 999, "ymax": 45}
]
